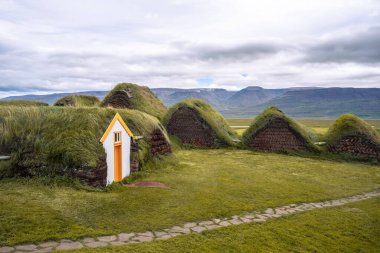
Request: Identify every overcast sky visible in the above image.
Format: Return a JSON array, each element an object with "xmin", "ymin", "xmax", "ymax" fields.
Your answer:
[{"xmin": 0, "ymin": 0, "xmax": 380, "ymax": 97}]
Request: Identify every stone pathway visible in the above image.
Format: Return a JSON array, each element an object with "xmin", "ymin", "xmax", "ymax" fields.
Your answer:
[{"xmin": 1, "ymin": 190, "xmax": 379, "ymax": 253}]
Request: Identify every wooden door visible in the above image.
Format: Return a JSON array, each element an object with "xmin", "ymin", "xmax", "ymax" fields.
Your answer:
[{"xmin": 114, "ymin": 145, "xmax": 122, "ymax": 181}]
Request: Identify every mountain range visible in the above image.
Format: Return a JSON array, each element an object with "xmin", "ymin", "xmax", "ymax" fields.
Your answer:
[{"xmin": 2, "ymin": 86, "xmax": 380, "ymax": 118}]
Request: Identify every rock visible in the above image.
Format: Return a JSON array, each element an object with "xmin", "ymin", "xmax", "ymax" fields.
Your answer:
[
  {"xmin": 56, "ymin": 241, "xmax": 83, "ymax": 251},
  {"xmin": 110, "ymin": 241, "xmax": 127, "ymax": 246},
  {"xmin": 229, "ymin": 219, "xmax": 243, "ymax": 225},
  {"xmin": 81, "ymin": 238, "xmax": 96, "ymax": 243},
  {"xmin": 34, "ymin": 247, "xmax": 54, "ymax": 253},
  {"xmin": 156, "ymin": 234, "xmax": 173, "ymax": 240},
  {"xmin": 0, "ymin": 247, "xmax": 14, "ymax": 253},
  {"xmin": 154, "ymin": 231, "xmax": 169, "ymax": 237},
  {"xmin": 39, "ymin": 241, "xmax": 59, "ymax": 248},
  {"xmin": 265, "ymin": 208, "xmax": 274, "ymax": 215},
  {"xmin": 137, "ymin": 231, "xmax": 154, "ymax": 237},
  {"xmin": 132, "ymin": 236, "xmax": 153, "ymax": 242},
  {"xmin": 240, "ymin": 217, "xmax": 252, "ymax": 223},
  {"xmin": 205, "ymin": 224, "xmax": 221, "ymax": 229},
  {"xmin": 118, "ymin": 233, "xmax": 135, "ymax": 242},
  {"xmin": 168, "ymin": 227, "xmax": 190, "ymax": 234},
  {"xmin": 85, "ymin": 241, "xmax": 108, "ymax": 248},
  {"xmin": 219, "ymin": 221, "xmax": 231, "ymax": 227},
  {"xmin": 183, "ymin": 222, "xmax": 197, "ymax": 228},
  {"xmin": 212, "ymin": 219, "xmax": 221, "ymax": 223},
  {"xmin": 191, "ymin": 226, "xmax": 207, "ymax": 233},
  {"xmin": 15, "ymin": 244, "xmax": 37, "ymax": 251},
  {"xmin": 198, "ymin": 221, "xmax": 214, "ymax": 226},
  {"xmin": 97, "ymin": 235, "xmax": 117, "ymax": 242},
  {"xmin": 253, "ymin": 218, "xmax": 265, "ymax": 222}
]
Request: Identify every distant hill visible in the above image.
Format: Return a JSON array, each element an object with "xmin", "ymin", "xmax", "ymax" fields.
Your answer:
[
  {"xmin": 226, "ymin": 86, "xmax": 287, "ymax": 107},
  {"xmin": 2, "ymin": 87, "xmax": 380, "ymax": 119}
]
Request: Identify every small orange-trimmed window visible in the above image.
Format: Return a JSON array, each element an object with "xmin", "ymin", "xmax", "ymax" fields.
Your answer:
[{"xmin": 114, "ymin": 132, "xmax": 121, "ymax": 143}]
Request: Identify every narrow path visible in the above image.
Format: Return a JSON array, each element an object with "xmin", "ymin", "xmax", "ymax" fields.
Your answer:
[{"xmin": 1, "ymin": 191, "xmax": 379, "ymax": 253}]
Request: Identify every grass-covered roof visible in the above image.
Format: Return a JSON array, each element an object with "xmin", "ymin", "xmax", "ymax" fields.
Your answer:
[
  {"xmin": 163, "ymin": 98, "xmax": 238, "ymax": 146},
  {"xmin": 0, "ymin": 100, "xmax": 48, "ymax": 107},
  {"xmin": 100, "ymin": 83, "xmax": 167, "ymax": 119},
  {"xmin": 0, "ymin": 106, "xmax": 170, "ymax": 177},
  {"xmin": 54, "ymin": 95, "xmax": 100, "ymax": 107},
  {"xmin": 242, "ymin": 106, "xmax": 318, "ymax": 150},
  {"xmin": 325, "ymin": 114, "xmax": 380, "ymax": 145}
]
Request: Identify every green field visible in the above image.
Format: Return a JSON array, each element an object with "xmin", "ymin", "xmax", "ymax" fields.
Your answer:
[
  {"xmin": 69, "ymin": 197, "xmax": 380, "ymax": 253},
  {"xmin": 1, "ymin": 149, "xmax": 379, "ymax": 247},
  {"xmin": 227, "ymin": 118, "xmax": 380, "ymax": 136}
]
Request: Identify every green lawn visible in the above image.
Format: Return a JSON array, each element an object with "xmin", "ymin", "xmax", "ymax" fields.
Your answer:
[
  {"xmin": 67, "ymin": 196, "xmax": 380, "ymax": 253},
  {"xmin": 1, "ymin": 149, "xmax": 379, "ymax": 246}
]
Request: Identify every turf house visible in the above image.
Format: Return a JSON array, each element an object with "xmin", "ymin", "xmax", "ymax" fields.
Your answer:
[
  {"xmin": 325, "ymin": 114, "xmax": 380, "ymax": 161},
  {"xmin": 163, "ymin": 99, "xmax": 238, "ymax": 147},
  {"xmin": 54, "ymin": 95, "xmax": 100, "ymax": 107},
  {"xmin": 242, "ymin": 107, "xmax": 317, "ymax": 152},
  {"xmin": 0, "ymin": 107, "xmax": 172, "ymax": 187},
  {"xmin": 100, "ymin": 83, "xmax": 167, "ymax": 120}
]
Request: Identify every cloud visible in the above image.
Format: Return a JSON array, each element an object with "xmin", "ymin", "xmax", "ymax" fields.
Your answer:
[{"xmin": 304, "ymin": 26, "xmax": 380, "ymax": 63}]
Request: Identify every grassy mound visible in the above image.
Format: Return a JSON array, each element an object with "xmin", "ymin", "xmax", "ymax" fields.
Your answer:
[
  {"xmin": 324, "ymin": 114, "xmax": 380, "ymax": 161},
  {"xmin": 242, "ymin": 107, "xmax": 318, "ymax": 151},
  {"xmin": 54, "ymin": 95, "xmax": 100, "ymax": 107},
  {"xmin": 0, "ymin": 100, "xmax": 48, "ymax": 107},
  {"xmin": 325, "ymin": 114, "xmax": 379, "ymax": 145},
  {"xmin": 100, "ymin": 83, "xmax": 167, "ymax": 119},
  {"xmin": 0, "ymin": 106, "xmax": 171, "ymax": 181},
  {"xmin": 163, "ymin": 99, "xmax": 238, "ymax": 147}
]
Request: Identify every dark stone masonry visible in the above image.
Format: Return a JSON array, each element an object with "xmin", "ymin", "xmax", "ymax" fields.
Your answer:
[
  {"xmin": 74, "ymin": 156, "xmax": 107, "ymax": 187},
  {"xmin": 249, "ymin": 118, "xmax": 309, "ymax": 152},
  {"xmin": 101, "ymin": 90, "xmax": 132, "ymax": 108},
  {"xmin": 166, "ymin": 107, "xmax": 218, "ymax": 147},
  {"xmin": 149, "ymin": 128, "xmax": 172, "ymax": 156},
  {"xmin": 329, "ymin": 134, "xmax": 380, "ymax": 161}
]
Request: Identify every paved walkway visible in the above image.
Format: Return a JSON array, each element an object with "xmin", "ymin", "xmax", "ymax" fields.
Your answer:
[{"xmin": 1, "ymin": 190, "xmax": 379, "ymax": 253}]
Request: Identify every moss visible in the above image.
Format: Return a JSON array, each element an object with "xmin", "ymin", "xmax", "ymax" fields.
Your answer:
[
  {"xmin": 100, "ymin": 83, "xmax": 167, "ymax": 119},
  {"xmin": 163, "ymin": 99, "xmax": 238, "ymax": 146},
  {"xmin": 0, "ymin": 106, "xmax": 171, "ymax": 177},
  {"xmin": 324, "ymin": 114, "xmax": 380, "ymax": 145},
  {"xmin": 54, "ymin": 95, "xmax": 100, "ymax": 107},
  {"xmin": 0, "ymin": 100, "xmax": 48, "ymax": 107},
  {"xmin": 242, "ymin": 106, "xmax": 318, "ymax": 151}
]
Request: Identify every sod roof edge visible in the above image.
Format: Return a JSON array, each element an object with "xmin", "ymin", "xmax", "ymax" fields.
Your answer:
[
  {"xmin": 163, "ymin": 98, "xmax": 238, "ymax": 146},
  {"xmin": 53, "ymin": 95, "xmax": 100, "ymax": 107}
]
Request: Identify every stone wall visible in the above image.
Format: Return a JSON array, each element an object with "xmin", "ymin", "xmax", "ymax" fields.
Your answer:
[
  {"xmin": 249, "ymin": 118, "xmax": 309, "ymax": 152},
  {"xmin": 329, "ymin": 134, "xmax": 380, "ymax": 161},
  {"xmin": 166, "ymin": 107, "xmax": 218, "ymax": 147},
  {"xmin": 74, "ymin": 156, "xmax": 107, "ymax": 187},
  {"xmin": 101, "ymin": 90, "xmax": 132, "ymax": 108},
  {"xmin": 149, "ymin": 128, "xmax": 172, "ymax": 156}
]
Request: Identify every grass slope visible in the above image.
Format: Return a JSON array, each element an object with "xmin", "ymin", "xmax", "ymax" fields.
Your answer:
[
  {"xmin": 163, "ymin": 99, "xmax": 238, "ymax": 146},
  {"xmin": 0, "ymin": 100, "xmax": 48, "ymax": 107},
  {"xmin": 0, "ymin": 107, "xmax": 170, "ymax": 177},
  {"xmin": 242, "ymin": 107, "xmax": 319, "ymax": 149},
  {"xmin": 101, "ymin": 83, "xmax": 167, "ymax": 119},
  {"xmin": 0, "ymin": 149, "xmax": 379, "ymax": 246},
  {"xmin": 69, "ymin": 197, "xmax": 380, "ymax": 253},
  {"xmin": 53, "ymin": 95, "xmax": 100, "ymax": 107}
]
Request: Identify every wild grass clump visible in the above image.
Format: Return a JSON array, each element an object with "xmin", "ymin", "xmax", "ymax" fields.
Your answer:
[
  {"xmin": 324, "ymin": 114, "xmax": 380, "ymax": 145},
  {"xmin": 54, "ymin": 95, "xmax": 100, "ymax": 107},
  {"xmin": 242, "ymin": 106, "xmax": 319, "ymax": 151},
  {"xmin": 0, "ymin": 106, "xmax": 171, "ymax": 178},
  {"xmin": 0, "ymin": 100, "xmax": 48, "ymax": 107},
  {"xmin": 101, "ymin": 83, "xmax": 167, "ymax": 119},
  {"xmin": 163, "ymin": 98, "xmax": 238, "ymax": 146}
]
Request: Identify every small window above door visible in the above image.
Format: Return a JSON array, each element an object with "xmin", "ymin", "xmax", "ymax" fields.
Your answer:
[{"xmin": 114, "ymin": 132, "xmax": 121, "ymax": 143}]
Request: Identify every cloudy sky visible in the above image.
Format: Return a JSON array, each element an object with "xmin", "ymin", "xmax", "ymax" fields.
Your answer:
[{"xmin": 0, "ymin": 0, "xmax": 379, "ymax": 97}]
